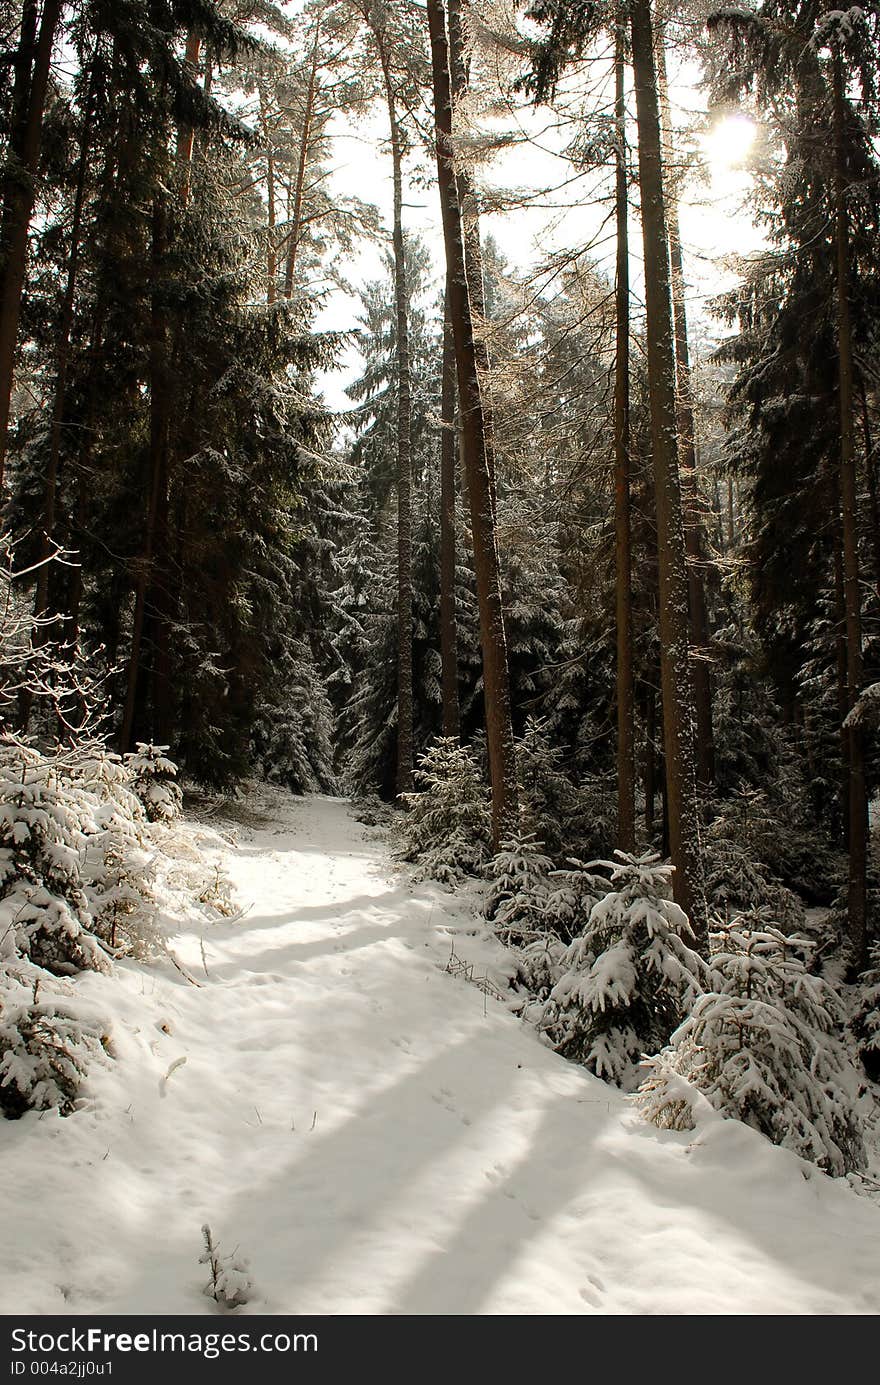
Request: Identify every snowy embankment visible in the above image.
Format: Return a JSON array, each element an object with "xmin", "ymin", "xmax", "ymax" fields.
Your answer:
[{"xmin": 3, "ymin": 787, "xmax": 880, "ymax": 1316}]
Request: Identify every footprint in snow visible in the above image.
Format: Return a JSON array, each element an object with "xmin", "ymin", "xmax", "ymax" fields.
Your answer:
[
  {"xmin": 430, "ymin": 1089, "xmax": 472, "ymax": 1125},
  {"xmin": 578, "ymin": 1276, "xmax": 606, "ymax": 1308}
]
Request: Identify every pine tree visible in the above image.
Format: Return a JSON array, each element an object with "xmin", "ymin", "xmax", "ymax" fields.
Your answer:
[
  {"xmin": 639, "ymin": 916, "xmax": 866, "ymax": 1176},
  {"xmin": 708, "ymin": 0, "xmax": 880, "ymax": 968},
  {"xmin": 426, "ymin": 0, "xmax": 519, "ymax": 849},
  {"xmin": 539, "ymin": 851, "xmax": 706, "ymax": 1087}
]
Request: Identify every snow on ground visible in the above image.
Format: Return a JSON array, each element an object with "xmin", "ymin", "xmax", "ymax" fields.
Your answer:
[{"xmin": 3, "ymin": 786, "xmax": 880, "ymax": 1316}]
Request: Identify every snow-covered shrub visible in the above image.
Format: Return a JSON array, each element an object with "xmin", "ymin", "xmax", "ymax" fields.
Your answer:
[
  {"xmin": 86, "ymin": 829, "xmax": 158, "ymax": 956},
  {"xmin": 505, "ymin": 857, "xmax": 606, "ymax": 1022},
  {"xmin": 0, "ymin": 537, "xmax": 112, "ymax": 745},
  {"xmin": 195, "ymin": 860, "xmax": 236, "ymax": 919},
  {"xmin": 0, "ymin": 735, "xmax": 215, "ymax": 1116},
  {"xmin": 0, "ymin": 740, "xmax": 107, "ymax": 976},
  {"xmin": 637, "ymin": 913, "xmax": 866, "ymax": 1175},
  {"xmin": 398, "ymin": 738, "xmax": 492, "ymax": 884},
  {"xmin": 200, "ymin": 1225, "xmax": 252, "ymax": 1311},
  {"xmin": 0, "ymin": 740, "xmax": 167, "ymax": 964},
  {"xmin": 65, "ymin": 748, "xmax": 160, "ymax": 956},
  {"xmin": 125, "ymin": 744, "xmax": 182, "ymax": 823},
  {"xmin": 514, "ymin": 933, "xmax": 569, "ymax": 1026},
  {"xmin": 537, "ymin": 852, "xmax": 706, "ymax": 1088},
  {"xmin": 541, "ymin": 858, "xmax": 606, "ymax": 942},
  {"xmin": 0, "ymin": 995, "xmax": 109, "ymax": 1119},
  {"xmin": 851, "ymin": 944, "xmax": 880, "ymax": 1082},
  {"xmin": 484, "ymin": 835, "xmax": 554, "ymax": 944}
]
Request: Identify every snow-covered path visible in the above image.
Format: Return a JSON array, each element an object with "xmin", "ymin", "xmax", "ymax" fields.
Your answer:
[{"xmin": 4, "ymin": 789, "xmax": 880, "ymax": 1315}]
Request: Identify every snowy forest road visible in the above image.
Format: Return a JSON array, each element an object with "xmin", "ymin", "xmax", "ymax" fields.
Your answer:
[{"xmin": 3, "ymin": 788, "xmax": 880, "ymax": 1315}]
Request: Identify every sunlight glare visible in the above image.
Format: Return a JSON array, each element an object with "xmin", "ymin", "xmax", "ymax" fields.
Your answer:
[{"xmin": 702, "ymin": 113, "xmax": 757, "ymax": 175}]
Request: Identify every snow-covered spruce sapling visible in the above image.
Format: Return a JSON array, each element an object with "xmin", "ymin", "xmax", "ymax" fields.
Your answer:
[
  {"xmin": 66, "ymin": 747, "xmax": 160, "ymax": 956},
  {"xmin": 0, "ymin": 740, "xmax": 107, "ymax": 975},
  {"xmin": 538, "ymin": 853, "xmax": 706, "ymax": 1089},
  {"xmin": 541, "ymin": 859, "xmax": 606, "ymax": 942},
  {"xmin": 513, "ymin": 859, "xmax": 607, "ymax": 1019},
  {"xmin": 637, "ymin": 914, "xmax": 866, "ymax": 1176},
  {"xmin": 125, "ymin": 744, "xmax": 183, "ymax": 823},
  {"xmin": 515, "ymin": 932, "xmax": 569, "ymax": 1021},
  {"xmin": 484, "ymin": 835, "xmax": 554, "ymax": 945},
  {"xmin": 86, "ymin": 828, "xmax": 158, "ymax": 957},
  {"xmin": 397, "ymin": 738, "xmax": 492, "ymax": 884},
  {"xmin": 0, "ymin": 964, "xmax": 110, "ymax": 1118},
  {"xmin": 200, "ymin": 1225, "xmax": 252, "ymax": 1311}
]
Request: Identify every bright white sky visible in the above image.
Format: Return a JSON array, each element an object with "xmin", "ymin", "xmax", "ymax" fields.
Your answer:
[{"xmin": 314, "ymin": 38, "xmax": 765, "ymax": 412}]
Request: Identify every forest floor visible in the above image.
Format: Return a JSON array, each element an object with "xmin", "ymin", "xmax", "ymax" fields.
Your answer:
[{"xmin": 3, "ymin": 786, "xmax": 880, "ymax": 1316}]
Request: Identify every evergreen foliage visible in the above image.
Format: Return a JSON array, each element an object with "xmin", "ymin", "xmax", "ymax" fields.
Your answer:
[
  {"xmin": 484, "ymin": 834, "xmax": 554, "ymax": 944},
  {"xmin": 638, "ymin": 916, "xmax": 866, "ymax": 1176},
  {"xmin": 537, "ymin": 853, "xmax": 706, "ymax": 1088},
  {"xmin": 0, "ymin": 979, "xmax": 110, "ymax": 1119},
  {"xmin": 851, "ymin": 943, "xmax": 880, "ymax": 1082},
  {"xmin": 397, "ymin": 737, "xmax": 492, "ymax": 883}
]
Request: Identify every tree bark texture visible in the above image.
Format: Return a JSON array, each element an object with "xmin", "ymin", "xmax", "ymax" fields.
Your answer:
[
  {"xmin": 614, "ymin": 27, "xmax": 635, "ymax": 853},
  {"xmin": 447, "ymin": 0, "xmax": 497, "ymax": 500},
  {"xmin": 630, "ymin": 0, "xmax": 704, "ymax": 934},
  {"xmin": 426, "ymin": 0, "xmax": 518, "ymax": 849},
  {"xmin": 283, "ymin": 28, "xmax": 320, "ymax": 301},
  {"xmin": 174, "ymin": 30, "xmax": 202, "ymax": 205},
  {"xmin": 656, "ymin": 31, "xmax": 714, "ymax": 795},
  {"xmin": 376, "ymin": 40, "xmax": 415, "ymax": 798},
  {"xmin": 832, "ymin": 53, "xmax": 867, "ymax": 970},
  {"xmin": 0, "ymin": 0, "xmax": 64, "ymax": 487},
  {"xmin": 440, "ymin": 285, "xmax": 461, "ymax": 738}
]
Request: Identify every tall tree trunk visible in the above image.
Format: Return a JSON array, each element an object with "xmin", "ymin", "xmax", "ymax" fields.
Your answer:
[
  {"xmin": 427, "ymin": 0, "xmax": 518, "ymax": 848},
  {"xmin": 119, "ymin": 197, "xmax": 170, "ymax": 752},
  {"xmin": 832, "ymin": 53, "xmax": 867, "ymax": 971},
  {"xmin": 644, "ymin": 680, "xmax": 656, "ymax": 840},
  {"xmin": 860, "ymin": 382, "xmax": 880, "ymax": 598},
  {"xmin": 447, "ymin": 0, "xmax": 497, "ymax": 499},
  {"xmin": 5, "ymin": 3, "xmax": 38, "ymax": 167},
  {"xmin": 613, "ymin": 26, "xmax": 635, "ymax": 852},
  {"xmin": 440, "ymin": 285, "xmax": 460, "ymax": 738},
  {"xmin": 64, "ymin": 297, "xmax": 106, "ymax": 648},
  {"xmin": 32, "ymin": 69, "xmax": 96, "ymax": 627},
  {"xmin": 0, "ymin": 0, "xmax": 63, "ymax": 487},
  {"xmin": 832, "ymin": 525, "xmax": 850, "ymax": 846},
  {"xmin": 656, "ymin": 31, "xmax": 714, "ymax": 796},
  {"xmin": 260, "ymin": 86, "xmax": 278, "ymax": 305},
  {"xmin": 175, "ymin": 30, "xmax": 202, "ymax": 205},
  {"xmin": 629, "ymin": 0, "xmax": 704, "ymax": 935},
  {"xmin": 375, "ymin": 44, "xmax": 414, "ymax": 798},
  {"xmin": 283, "ymin": 29, "xmax": 320, "ymax": 301}
]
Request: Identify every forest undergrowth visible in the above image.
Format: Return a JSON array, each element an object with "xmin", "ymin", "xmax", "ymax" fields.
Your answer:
[{"xmin": 393, "ymin": 735, "xmax": 880, "ymax": 1188}]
